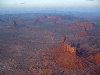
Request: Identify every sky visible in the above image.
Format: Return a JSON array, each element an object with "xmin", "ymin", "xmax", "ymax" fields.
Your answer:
[
  {"xmin": 0, "ymin": 0, "xmax": 100, "ymax": 14},
  {"xmin": 0, "ymin": 0, "xmax": 100, "ymax": 8}
]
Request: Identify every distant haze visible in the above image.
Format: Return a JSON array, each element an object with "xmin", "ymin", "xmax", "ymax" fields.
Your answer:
[
  {"xmin": 0, "ymin": 0, "xmax": 100, "ymax": 8},
  {"xmin": 0, "ymin": 0, "xmax": 100, "ymax": 14}
]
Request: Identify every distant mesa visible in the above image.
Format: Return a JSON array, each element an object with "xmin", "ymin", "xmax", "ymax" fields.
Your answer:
[
  {"xmin": 68, "ymin": 22, "xmax": 93, "ymax": 30},
  {"xmin": 47, "ymin": 16, "xmax": 60, "ymax": 19}
]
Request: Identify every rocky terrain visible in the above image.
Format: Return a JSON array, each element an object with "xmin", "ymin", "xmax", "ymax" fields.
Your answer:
[{"xmin": 0, "ymin": 13, "xmax": 100, "ymax": 75}]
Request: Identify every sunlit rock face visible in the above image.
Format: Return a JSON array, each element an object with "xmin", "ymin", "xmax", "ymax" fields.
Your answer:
[
  {"xmin": 63, "ymin": 42, "xmax": 76, "ymax": 53},
  {"xmin": 49, "ymin": 41, "xmax": 99, "ymax": 71}
]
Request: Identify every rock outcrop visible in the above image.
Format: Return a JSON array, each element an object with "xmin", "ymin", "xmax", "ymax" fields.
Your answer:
[{"xmin": 47, "ymin": 37, "xmax": 100, "ymax": 70}]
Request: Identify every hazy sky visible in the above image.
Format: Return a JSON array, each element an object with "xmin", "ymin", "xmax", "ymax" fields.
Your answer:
[{"xmin": 0, "ymin": 0, "xmax": 100, "ymax": 8}]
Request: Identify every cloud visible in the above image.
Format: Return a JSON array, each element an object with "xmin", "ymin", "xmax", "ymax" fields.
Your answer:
[{"xmin": 20, "ymin": 3, "xmax": 25, "ymax": 4}]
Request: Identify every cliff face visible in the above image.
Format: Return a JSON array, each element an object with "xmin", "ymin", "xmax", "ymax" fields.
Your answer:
[
  {"xmin": 51, "ymin": 41, "xmax": 100, "ymax": 70},
  {"xmin": 53, "ymin": 42, "xmax": 83, "ymax": 68},
  {"xmin": 63, "ymin": 42, "xmax": 76, "ymax": 53}
]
